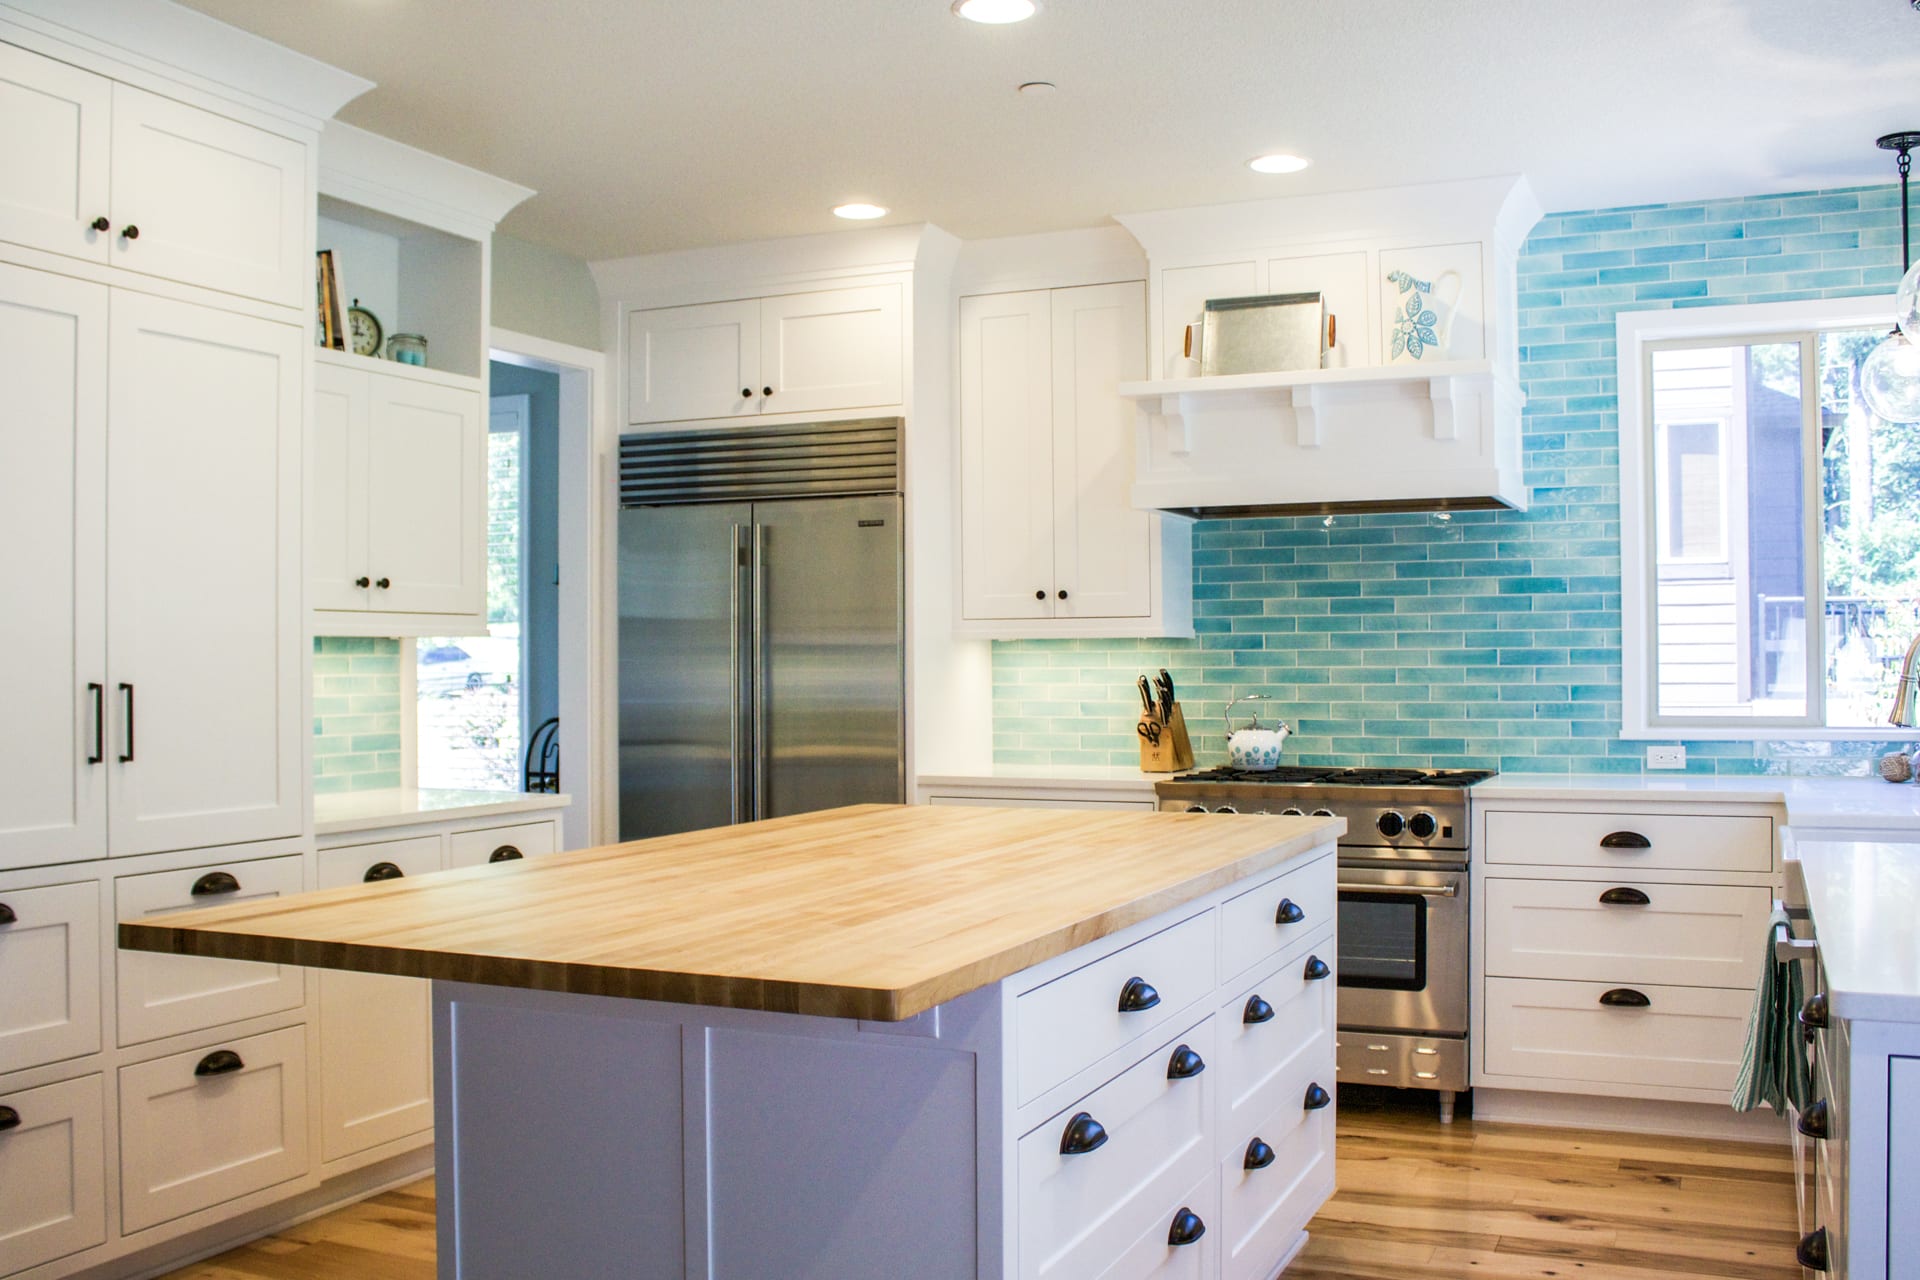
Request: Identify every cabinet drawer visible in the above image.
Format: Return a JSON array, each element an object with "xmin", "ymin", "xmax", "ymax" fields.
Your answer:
[
  {"xmin": 1483, "ymin": 977, "xmax": 1750, "ymax": 1091},
  {"xmin": 1485, "ymin": 878, "xmax": 1772, "ymax": 988},
  {"xmin": 1217, "ymin": 936, "xmax": 1336, "ymax": 1132},
  {"xmin": 118, "ymin": 1025, "xmax": 308, "ymax": 1233},
  {"xmin": 317, "ymin": 835, "xmax": 443, "ymax": 888},
  {"xmin": 449, "ymin": 819, "xmax": 556, "ymax": 868},
  {"xmin": 1218, "ymin": 853, "xmax": 1335, "ymax": 985},
  {"xmin": 1016, "ymin": 910, "xmax": 1216, "ymax": 1105},
  {"xmin": 1484, "ymin": 809, "xmax": 1772, "ymax": 873},
  {"xmin": 1220, "ymin": 1103, "xmax": 1334, "ymax": 1280},
  {"xmin": 1093, "ymin": 1167, "xmax": 1218, "ymax": 1280},
  {"xmin": 0, "ymin": 880, "xmax": 101, "ymax": 1072},
  {"xmin": 115, "ymin": 854, "xmax": 305, "ymax": 1046},
  {"xmin": 0, "ymin": 1073, "xmax": 107, "ymax": 1275},
  {"xmin": 1018, "ymin": 1018, "xmax": 1214, "ymax": 1280}
]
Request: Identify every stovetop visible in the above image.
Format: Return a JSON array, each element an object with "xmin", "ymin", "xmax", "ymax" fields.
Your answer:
[{"xmin": 1162, "ymin": 766, "xmax": 1496, "ymax": 788}]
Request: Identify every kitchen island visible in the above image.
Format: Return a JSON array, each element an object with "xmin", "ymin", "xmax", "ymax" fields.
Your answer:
[{"xmin": 119, "ymin": 804, "xmax": 1341, "ymax": 1280}]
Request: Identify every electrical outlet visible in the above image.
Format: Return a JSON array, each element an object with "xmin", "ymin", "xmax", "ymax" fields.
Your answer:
[{"xmin": 1647, "ymin": 745, "xmax": 1687, "ymax": 770}]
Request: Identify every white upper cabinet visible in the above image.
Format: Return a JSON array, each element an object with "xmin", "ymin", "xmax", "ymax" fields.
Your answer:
[
  {"xmin": 0, "ymin": 43, "xmax": 308, "ymax": 307},
  {"xmin": 627, "ymin": 284, "xmax": 903, "ymax": 426},
  {"xmin": 311, "ymin": 358, "xmax": 485, "ymax": 628},
  {"xmin": 0, "ymin": 42, "xmax": 112, "ymax": 265},
  {"xmin": 106, "ymin": 84, "xmax": 308, "ymax": 306},
  {"xmin": 957, "ymin": 280, "xmax": 1191, "ymax": 638},
  {"xmin": 105, "ymin": 292, "xmax": 303, "ymax": 857},
  {"xmin": 0, "ymin": 263, "xmax": 107, "ymax": 870}
]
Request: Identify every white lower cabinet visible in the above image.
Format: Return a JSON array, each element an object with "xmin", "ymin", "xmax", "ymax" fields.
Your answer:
[
  {"xmin": 316, "ymin": 837, "xmax": 440, "ymax": 1165},
  {"xmin": 1474, "ymin": 798, "xmax": 1779, "ymax": 1106},
  {"xmin": 1220, "ymin": 1106, "xmax": 1332, "ymax": 1280},
  {"xmin": 0, "ymin": 1074, "xmax": 107, "ymax": 1275},
  {"xmin": 0, "ymin": 880, "xmax": 101, "ymax": 1074},
  {"xmin": 448, "ymin": 819, "xmax": 557, "ymax": 868},
  {"xmin": 1098, "ymin": 1169, "xmax": 1219, "ymax": 1279},
  {"xmin": 114, "ymin": 854, "xmax": 306, "ymax": 1046},
  {"xmin": 117, "ymin": 1025, "xmax": 309, "ymax": 1234}
]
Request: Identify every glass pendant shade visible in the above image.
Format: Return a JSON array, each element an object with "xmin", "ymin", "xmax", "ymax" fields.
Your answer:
[
  {"xmin": 1860, "ymin": 329, "xmax": 1920, "ymax": 422},
  {"xmin": 1898, "ymin": 258, "xmax": 1920, "ymax": 343}
]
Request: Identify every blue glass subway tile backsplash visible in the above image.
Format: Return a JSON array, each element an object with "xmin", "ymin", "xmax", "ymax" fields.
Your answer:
[
  {"xmin": 313, "ymin": 636, "xmax": 403, "ymax": 793},
  {"xmin": 991, "ymin": 184, "xmax": 1916, "ymax": 777}
]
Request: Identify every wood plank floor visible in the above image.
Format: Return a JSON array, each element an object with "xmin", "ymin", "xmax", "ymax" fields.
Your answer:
[{"xmin": 157, "ymin": 1092, "xmax": 1798, "ymax": 1280}]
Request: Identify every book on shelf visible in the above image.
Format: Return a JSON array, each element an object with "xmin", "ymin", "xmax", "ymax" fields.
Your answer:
[{"xmin": 315, "ymin": 249, "xmax": 344, "ymax": 350}]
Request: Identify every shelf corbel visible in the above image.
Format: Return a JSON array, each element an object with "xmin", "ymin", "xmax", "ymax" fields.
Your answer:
[{"xmin": 1291, "ymin": 385, "xmax": 1324, "ymax": 448}]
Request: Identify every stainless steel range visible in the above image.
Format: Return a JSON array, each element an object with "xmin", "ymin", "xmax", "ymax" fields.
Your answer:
[{"xmin": 1156, "ymin": 765, "xmax": 1493, "ymax": 1123}]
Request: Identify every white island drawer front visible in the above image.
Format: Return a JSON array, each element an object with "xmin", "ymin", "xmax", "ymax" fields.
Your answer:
[
  {"xmin": 0, "ymin": 880, "xmax": 101, "ymax": 1073},
  {"xmin": 0, "ymin": 1073, "xmax": 107, "ymax": 1275},
  {"xmin": 1484, "ymin": 977, "xmax": 1750, "ymax": 1091},
  {"xmin": 1217, "ymin": 937, "xmax": 1336, "ymax": 1131},
  {"xmin": 1484, "ymin": 810, "xmax": 1772, "ymax": 873},
  {"xmin": 118, "ymin": 1024, "xmax": 309, "ymax": 1233},
  {"xmin": 1218, "ymin": 852, "xmax": 1335, "ymax": 985},
  {"xmin": 1220, "ymin": 1103, "xmax": 1334, "ymax": 1280},
  {"xmin": 448, "ymin": 819, "xmax": 556, "ymax": 868},
  {"xmin": 115, "ymin": 854, "xmax": 305, "ymax": 1046},
  {"xmin": 1094, "ymin": 1167, "xmax": 1218, "ymax": 1279},
  {"xmin": 1484, "ymin": 878, "xmax": 1772, "ymax": 988},
  {"xmin": 1016, "ymin": 909, "xmax": 1217, "ymax": 1104},
  {"xmin": 1019, "ymin": 1018, "xmax": 1216, "ymax": 1280}
]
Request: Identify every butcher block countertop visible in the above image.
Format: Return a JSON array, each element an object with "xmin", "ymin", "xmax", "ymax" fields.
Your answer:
[{"xmin": 119, "ymin": 803, "xmax": 1341, "ymax": 1020}]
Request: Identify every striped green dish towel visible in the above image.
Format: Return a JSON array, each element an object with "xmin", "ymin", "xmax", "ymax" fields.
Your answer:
[{"xmin": 1731, "ymin": 906, "xmax": 1811, "ymax": 1114}]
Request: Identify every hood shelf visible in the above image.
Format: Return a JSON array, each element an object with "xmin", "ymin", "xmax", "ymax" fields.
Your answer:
[{"xmin": 1120, "ymin": 359, "xmax": 1528, "ymax": 517}]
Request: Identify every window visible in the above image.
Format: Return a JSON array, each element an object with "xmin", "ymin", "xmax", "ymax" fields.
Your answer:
[
  {"xmin": 1620, "ymin": 297, "xmax": 1920, "ymax": 736},
  {"xmin": 415, "ymin": 401, "xmax": 528, "ymax": 787}
]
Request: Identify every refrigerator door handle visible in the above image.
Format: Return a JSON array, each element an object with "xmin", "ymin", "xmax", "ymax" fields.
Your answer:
[
  {"xmin": 751, "ymin": 522, "xmax": 769, "ymax": 821},
  {"xmin": 730, "ymin": 523, "xmax": 751, "ymax": 825}
]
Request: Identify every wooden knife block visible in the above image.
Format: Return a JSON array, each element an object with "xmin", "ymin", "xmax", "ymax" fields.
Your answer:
[{"xmin": 1137, "ymin": 702, "xmax": 1194, "ymax": 773}]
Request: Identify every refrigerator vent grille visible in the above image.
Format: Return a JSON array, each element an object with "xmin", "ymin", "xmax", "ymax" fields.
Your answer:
[{"xmin": 619, "ymin": 417, "xmax": 902, "ymax": 506}]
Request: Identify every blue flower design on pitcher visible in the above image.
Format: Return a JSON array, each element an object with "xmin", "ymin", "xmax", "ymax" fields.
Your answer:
[{"xmin": 1388, "ymin": 269, "xmax": 1440, "ymax": 360}]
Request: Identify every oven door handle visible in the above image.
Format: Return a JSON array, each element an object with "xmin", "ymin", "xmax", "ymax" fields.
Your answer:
[{"xmin": 1337, "ymin": 881, "xmax": 1459, "ymax": 898}]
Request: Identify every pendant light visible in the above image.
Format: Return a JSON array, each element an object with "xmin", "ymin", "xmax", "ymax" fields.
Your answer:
[{"xmin": 1860, "ymin": 131, "xmax": 1920, "ymax": 422}]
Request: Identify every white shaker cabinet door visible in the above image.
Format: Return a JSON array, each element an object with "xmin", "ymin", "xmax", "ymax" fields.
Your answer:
[
  {"xmin": 365, "ymin": 374, "xmax": 484, "ymax": 616},
  {"xmin": 0, "ymin": 264, "xmax": 108, "ymax": 870},
  {"xmin": 627, "ymin": 298, "xmax": 760, "ymax": 425},
  {"xmin": 309, "ymin": 361, "xmax": 372, "ymax": 612},
  {"xmin": 105, "ymin": 292, "xmax": 303, "ymax": 856},
  {"xmin": 758, "ymin": 284, "xmax": 902, "ymax": 417},
  {"xmin": 107, "ymin": 83, "xmax": 308, "ymax": 306},
  {"xmin": 0, "ymin": 42, "xmax": 112, "ymax": 265},
  {"xmin": 959, "ymin": 289, "xmax": 1055, "ymax": 622},
  {"xmin": 0, "ymin": 1074, "xmax": 107, "ymax": 1275},
  {"xmin": 1049, "ymin": 280, "xmax": 1150, "ymax": 621}
]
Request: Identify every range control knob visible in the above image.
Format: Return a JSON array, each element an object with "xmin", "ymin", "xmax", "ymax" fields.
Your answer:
[
  {"xmin": 1280, "ymin": 807, "xmax": 1304, "ymax": 817},
  {"xmin": 1377, "ymin": 811, "xmax": 1406, "ymax": 838},
  {"xmin": 1215, "ymin": 805, "xmax": 1239, "ymax": 815},
  {"xmin": 1408, "ymin": 812, "xmax": 1438, "ymax": 839},
  {"xmin": 1185, "ymin": 804, "xmax": 1208, "ymax": 813},
  {"xmin": 1311, "ymin": 808, "xmax": 1335, "ymax": 818}
]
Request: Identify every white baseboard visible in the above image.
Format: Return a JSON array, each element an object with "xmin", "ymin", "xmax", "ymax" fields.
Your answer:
[{"xmin": 1471, "ymin": 1088, "xmax": 1790, "ymax": 1143}]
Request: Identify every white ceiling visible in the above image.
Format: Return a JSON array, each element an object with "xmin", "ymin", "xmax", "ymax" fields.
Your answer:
[{"xmin": 178, "ymin": 0, "xmax": 1920, "ymax": 262}]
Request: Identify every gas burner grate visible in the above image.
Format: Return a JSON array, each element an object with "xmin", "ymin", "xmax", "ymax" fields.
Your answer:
[
  {"xmin": 1168, "ymin": 766, "xmax": 1340, "ymax": 784},
  {"xmin": 1164, "ymin": 766, "xmax": 1497, "ymax": 788}
]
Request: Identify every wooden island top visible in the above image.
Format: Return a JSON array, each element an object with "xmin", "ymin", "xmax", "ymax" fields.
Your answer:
[{"xmin": 119, "ymin": 803, "xmax": 1342, "ymax": 1020}]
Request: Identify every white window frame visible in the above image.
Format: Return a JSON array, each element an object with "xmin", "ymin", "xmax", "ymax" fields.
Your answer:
[{"xmin": 1618, "ymin": 293, "xmax": 1920, "ymax": 740}]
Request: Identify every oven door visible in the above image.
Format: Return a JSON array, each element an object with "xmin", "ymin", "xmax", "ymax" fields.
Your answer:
[{"xmin": 1336, "ymin": 863, "xmax": 1468, "ymax": 1036}]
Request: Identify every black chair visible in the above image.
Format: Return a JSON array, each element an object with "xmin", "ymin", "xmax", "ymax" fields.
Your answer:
[{"xmin": 524, "ymin": 717, "xmax": 560, "ymax": 793}]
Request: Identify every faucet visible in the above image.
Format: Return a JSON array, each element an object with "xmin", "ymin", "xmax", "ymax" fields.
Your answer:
[{"xmin": 1892, "ymin": 634, "xmax": 1920, "ymax": 727}]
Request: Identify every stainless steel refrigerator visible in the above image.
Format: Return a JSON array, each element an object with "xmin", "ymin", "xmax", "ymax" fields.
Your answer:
[{"xmin": 616, "ymin": 418, "xmax": 904, "ymax": 840}]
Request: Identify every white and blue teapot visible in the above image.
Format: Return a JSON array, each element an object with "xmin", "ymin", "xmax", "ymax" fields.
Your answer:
[{"xmin": 1224, "ymin": 694, "xmax": 1291, "ymax": 771}]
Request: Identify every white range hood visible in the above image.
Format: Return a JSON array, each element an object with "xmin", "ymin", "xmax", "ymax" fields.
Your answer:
[{"xmin": 1115, "ymin": 176, "xmax": 1542, "ymax": 517}]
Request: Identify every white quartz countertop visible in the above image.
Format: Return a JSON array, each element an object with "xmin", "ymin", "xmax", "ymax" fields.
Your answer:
[
  {"xmin": 1788, "ymin": 836, "xmax": 1920, "ymax": 1023},
  {"xmin": 1483, "ymin": 773, "xmax": 1920, "ymax": 834},
  {"xmin": 314, "ymin": 787, "xmax": 571, "ymax": 836}
]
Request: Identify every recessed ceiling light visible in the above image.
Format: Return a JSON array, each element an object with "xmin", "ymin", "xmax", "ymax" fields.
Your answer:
[
  {"xmin": 952, "ymin": 0, "xmax": 1037, "ymax": 24},
  {"xmin": 1248, "ymin": 153, "xmax": 1311, "ymax": 175},
  {"xmin": 833, "ymin": 202, "xmax": 889, "ymax": 221}
]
